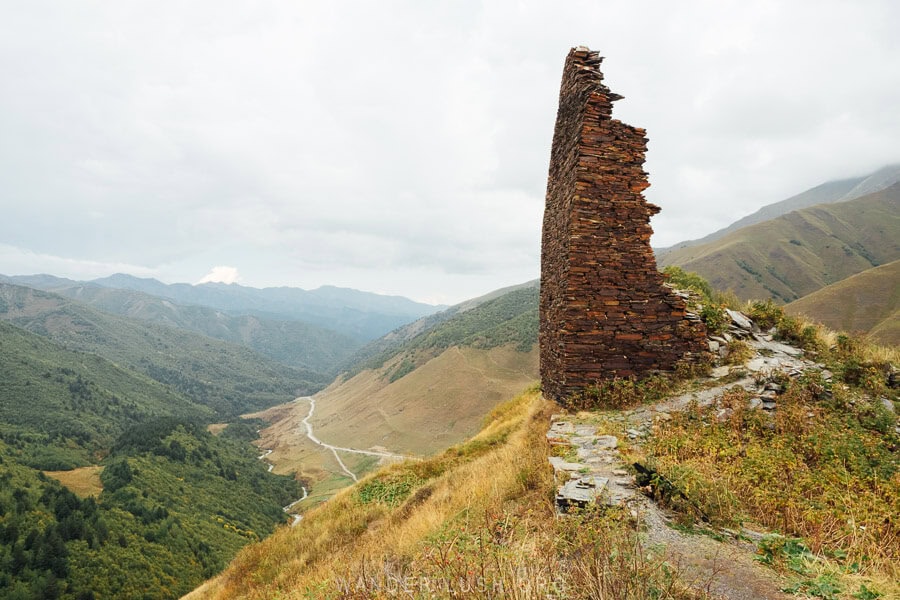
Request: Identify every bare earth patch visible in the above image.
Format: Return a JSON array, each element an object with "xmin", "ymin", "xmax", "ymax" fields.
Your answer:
[
  {"xmin": 206, "ymin": 423, "xmax": 228, "ymax": 436},
  {"xmin": 44, "ymin": 465, "xmax": 104, "ymax": 498}
]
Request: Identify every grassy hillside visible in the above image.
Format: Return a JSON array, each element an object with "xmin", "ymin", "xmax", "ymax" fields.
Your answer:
[
  {"xmin": 189, "ymin": 389, "xmax": 741, "ymax": 600},
  {"xmin": 187, "ymin": 296, "xmax": 900, "ymax": 600},
  {"xmin": 0, "ymin": 320, "xmax": 210, "ymax": 469},
  {"xmin": 248, "ymin": 284, "xmax": 540, "ymax": 509},
  {"xmin": 785, "ymin": 259, "xmax": 900, "ymax": 345},
  {"xmin": 0, "ymin": 283, "xmax": 325, "ymax": 417},
  {"xmin": 341, "ymin": 280, "xmax": 538, "ymax": 374},
  {"xmin": 347, "ymin": 284, "xmax": 538, "ymax": 375},
  {"xmin": 658, "ymin": 183, "xmax": 900, "ymax": 303},
  {"xmin": 186, "ymin": 389, "xmax": 573, "ymax": 600},
  {"xmin": 658, "ymin": 176, "xmax": 862, "ymax": 254},
  {"xmin": 0, "ymin": 316, "xmax": 306, "ymax": 598},
  {"xmin": 42, "ymin": 283, "xmax": 361, "ymax": 374},
  {"xmin": 314, "ymin": 346, "xmax": 537, "ymax": 455}
]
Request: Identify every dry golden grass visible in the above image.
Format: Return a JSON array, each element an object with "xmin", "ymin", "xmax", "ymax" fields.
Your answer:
[
  {"xmin": 312, "ymin": 346, "xmax": 539, "ymax": 455},
  {"xmin": 186, "ymin": 387, "xmax": 550, "ymax": 598},
  {"xmin": 185, "ymin": 387, "xmax": 704, "ymax": 600},
  {"xmin": 858, "ymin": 339, "xmax": 900, "ymax": 365},
  {"xmin": 639, "ymin": 312, "xmax": 900, "ymax": 600},
  {"xmin": 186, "ymin": 307, "xmax": 895, "ymax": 600},
  {"xmin": 44, "ymin": 465, "xmax": 104, "ymax": 498},
  {"xmin": 239, "ymin": 346, "xmax": 538, "ymax": 512}
]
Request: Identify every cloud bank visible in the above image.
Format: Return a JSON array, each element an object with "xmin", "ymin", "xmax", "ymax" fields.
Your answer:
[{"xmin": 0, "ymin": 1, "xmax": 896, "ymax": 303}]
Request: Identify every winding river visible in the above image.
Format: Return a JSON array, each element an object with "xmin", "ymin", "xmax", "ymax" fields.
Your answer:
[{"xmin": 257, "ymin": 447, "xmax": 307, "ymax": 526}]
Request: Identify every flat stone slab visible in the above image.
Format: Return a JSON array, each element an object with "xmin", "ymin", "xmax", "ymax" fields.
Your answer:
[
  {"xmin": 746, "ymin": 354, "xmax": 807, "ymax": 372},
  {"xmin": 594, "ymin": 435, "xmax": 619, "ymax": 449},
  {"xmin": 710, "ymin": 366, "xmax": 731, "ymax": 378},
  {"xmin": 548, "ymin": 421, "xmax": 575, "ymax": 435},
  {"xmin": 556, "ymin": 476, "xmax": 609, "ymax": 509},
  {"xmin": 726, "ymin": 309, "xmax": 754, "ymax": 331},
  {"xmin": 578, "ymin": 447, "xmax": 618, "ymax": 461},
  {"xmin": 755, "ymin": 339, "xmax": 803, "ymax": 357},
  {"xmin": 549, "ymin": 456, "xmax": 587, "ymax": 472},
  {"xmin": 571, "ymin": 435, "xmax": 599, "ymax": 447}
]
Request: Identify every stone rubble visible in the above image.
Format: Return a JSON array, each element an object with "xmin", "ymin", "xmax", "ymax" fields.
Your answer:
[{"xmin": 548, "ymin": 308, "xmax": 834, "ymax": 512}]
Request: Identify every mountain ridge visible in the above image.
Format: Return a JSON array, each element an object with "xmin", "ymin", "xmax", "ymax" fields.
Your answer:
[
  {"xmin": 785, "ymin": 259, "xmax": 900, "ymax": 346},
  {"xmin": 18, "ymin": 281, "xmax": 361, "ymax": 374},
  {"xmin": 657, "ymin": 163, "xmax": 900, "ymax": 255},
  {"xmin": 338, "ymin": 279, "xmax": 539, "ymax": 375},
  {"xmin": 1, "ymin": 273, "xmax": 445, "ymax": 342},
  {"xmin": 657, "ymin": 183, "xmax": 900, "ymax": 303},
  {"xmin": 0, "ymin": 282, "xmax": 323, "ymax": 417}
]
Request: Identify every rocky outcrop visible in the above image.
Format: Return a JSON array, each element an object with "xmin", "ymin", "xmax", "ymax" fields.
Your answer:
[{"xmin": 539, "ymin": 46, "xmax": 707, "ymax": 405}]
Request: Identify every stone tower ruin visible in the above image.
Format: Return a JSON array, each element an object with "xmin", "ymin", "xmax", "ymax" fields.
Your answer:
[{"xmin": 539, "ymin": 46, "xmax": 707, "ymax": 404}]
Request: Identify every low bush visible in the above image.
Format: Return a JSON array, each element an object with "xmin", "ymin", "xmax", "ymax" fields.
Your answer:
[{"xmin": 643, "ymin": 379, "xmax": 899, "ymax": 582}]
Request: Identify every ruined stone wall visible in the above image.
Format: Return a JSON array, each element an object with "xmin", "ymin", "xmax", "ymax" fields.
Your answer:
[{"xmin": 540, "ymin": 47, "xmax": 707, "ymax": 404}]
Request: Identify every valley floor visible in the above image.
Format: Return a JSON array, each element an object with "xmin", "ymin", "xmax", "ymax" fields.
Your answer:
[{"xmin": 245, "ymin": 345, "xmax": 538, "ymax": 514}]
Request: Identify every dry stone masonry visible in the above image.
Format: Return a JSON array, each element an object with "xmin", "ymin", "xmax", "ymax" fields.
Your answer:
[{"xmin": 540, "ymin": 47, "xmax": 707, "ymax": 404}]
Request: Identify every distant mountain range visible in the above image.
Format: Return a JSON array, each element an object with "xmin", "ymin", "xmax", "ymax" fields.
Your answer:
[
  {"xmin": 0, "ymin": 273, "xmax": 444, "ymax": 342},
  {"xmin": 9, "ymin": 281, "xmax": 360, "ymax": 374},
  {"xmin": 657, "ymin": 164, "xmax": 900, "ymax": 254},
  {"xmin": 657, "ymin": 182, "xmax": 900, "ymax": 303},
  {"xmin": 0, "ymin": 282, "xmax": 324, "ymax": 417}
]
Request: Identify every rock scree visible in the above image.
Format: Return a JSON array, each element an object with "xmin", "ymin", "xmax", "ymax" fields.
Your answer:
[{"xmin": 539, "ymin": 46, "xmax": 707, "ymax": 406}]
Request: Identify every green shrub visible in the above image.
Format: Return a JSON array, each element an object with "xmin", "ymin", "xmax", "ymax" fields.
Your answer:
[
  {"xmin": 662, "ymin": 266, "xmax": 713, "ymax": 301},
  {"xmin": 700, "ymin": 303, "xmax": 729, "ymax": 335},
  {"xmin": 748, "ymin": 299, "xmax": 784, "ymax": 330},
  {"xmin": 724, "ymin": 340, "xmax": 754, "ymax": 365},
  {"xmin": 356, "ymin": 472, "xmax": 424, "ymax": 507},
  {"xmin": 568, "ymin": 375, "xmax": 675, "ymax": 410}
]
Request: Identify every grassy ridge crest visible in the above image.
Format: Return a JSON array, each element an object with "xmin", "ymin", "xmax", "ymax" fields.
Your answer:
[
  {"xmin": 786, "ymin": 259, "xmax": 900, "ymax": 345},
  {"xmin": 658, "ymin": 184, "xmax": 900, "ymax": 303}
]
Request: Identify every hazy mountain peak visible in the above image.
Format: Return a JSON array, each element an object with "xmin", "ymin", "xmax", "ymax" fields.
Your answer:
[{"xmin": 837, "ymin": 163, "xmax": 900, "ymax": 203}]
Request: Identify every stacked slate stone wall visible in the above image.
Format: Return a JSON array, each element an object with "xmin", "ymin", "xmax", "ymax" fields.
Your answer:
[{"xmin": 540, "ymin": 46, "xmax": 707, "ymax": 405}]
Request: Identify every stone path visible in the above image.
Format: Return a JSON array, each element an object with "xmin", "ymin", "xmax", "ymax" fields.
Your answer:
[
  {"xmin": 547, "ymin": 312, "xmax": 832, "ymax": 599},
  {"xmin": 549, "ymin": 408, "xmax": 790, "ymax": 600}
]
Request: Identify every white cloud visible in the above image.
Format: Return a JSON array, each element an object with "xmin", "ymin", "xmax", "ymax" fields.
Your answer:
[{"xmin": 197, "ymin": 266, "xmax": 241, "ymax": 285}]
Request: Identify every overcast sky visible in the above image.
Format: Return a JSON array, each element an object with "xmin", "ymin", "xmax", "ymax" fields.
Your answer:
[{"xmin": 1, "ymin": 1, "xmax": 897, "ymax": 304}]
